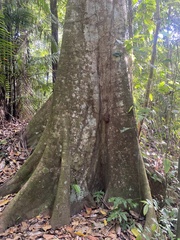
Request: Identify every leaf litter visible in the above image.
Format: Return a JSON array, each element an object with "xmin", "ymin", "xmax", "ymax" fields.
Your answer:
[{"xmin": 0, "ymin": 119, "xmax": 154, "ymax": 240}]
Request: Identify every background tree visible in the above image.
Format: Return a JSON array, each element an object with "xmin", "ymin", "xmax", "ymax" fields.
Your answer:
[
  {"xmin": 0, "ymin": 0, "xmax": 65, "ymax": 120},
  {"xmin": 132, "ymin": 0, "xmax": 180, "ymax": 147},
  {"xmin": 0, "ymin": 10, "xmax": 12, "ymax": 117},
  {"xmin": 0, "ymin": 0, "xmax": 34, "ymax": 119},
  {"xmin": 177, "ymin": 157, "xmax": 180, "ymax": 238},
  {"xmin": 131, "ymin": 0, "xmax": 180, "ymax": 237},
  {"xmin": 0, "ymin": 0, "xmax": 155, "ymax": 236},
  {"xmin": 50, "ymin": 0, "xmax": 58, "ymax": 83}
]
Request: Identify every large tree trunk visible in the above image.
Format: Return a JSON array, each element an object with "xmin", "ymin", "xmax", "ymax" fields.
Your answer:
[{"xmin": 0, "ymin": 0, "xmax": 156, "ymax": 236}]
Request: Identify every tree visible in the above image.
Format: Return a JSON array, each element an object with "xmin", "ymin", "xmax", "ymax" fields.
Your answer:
[
  {"xmin": 0, "ymin": 0, "xmax": 156, "ymax": 236},
  {"xmin": 0, "ymin": 10, "xmax": 12, "ymax": 117},
  {"xmin": 0, "ymin": 0, "xmax": 35, "ymax": 119},
  {"xmin": 177, "ymin": 157, "xmax": 180, "ymax": 238},
  {"xmin": 138, "ymin": 0, "xmax": 160, "ymax": 136},
  {"xmin": 50, "ymin": 0, "xmax": 58, "ymax": 83}
]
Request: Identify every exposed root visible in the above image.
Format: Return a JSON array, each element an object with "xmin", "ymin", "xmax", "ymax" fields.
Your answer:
[
  {"xmin": 138, "ymin": 150, "xmax": 158, "ymax": 239},
  {"xmin": 50, "ymin": 119, "xmax": 71, "ymax": 228},
  {"xmin": 0, "ymin": 144, "xmax": 60, "ymax": 232}
]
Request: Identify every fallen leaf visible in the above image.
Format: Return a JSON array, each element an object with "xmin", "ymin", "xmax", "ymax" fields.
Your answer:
[
  {"xmin": 42, "ymin": 224, "xmax": 52, "ymax": 231},
  {"xmin": 65, "ymin": 226, "xmax": 76, "ymax": 237},
  {"xmin": 43, "ymin": 233, "xmax": 55, "ymax": 239},
  {"xmin": 29, "ymin": 223, "xmax": 41, "ymax": 231},
  {"xmin": 129, "ymin": 210, "xmax": 140, "ymax": 219},
  {"xmin": 87, "ymin": 236, "xmax": 99, "ymax": 240},
  {"xmin": 103, "ymin": 219, "xmax": 107, "ymax": 226},
  {"xmin": 115, "ymin": 224, "xmax": 121, "ymax": 236},
  {"xmin": 28, "ymin": 231, "xmax": 43, "ymax": 237},
  {"xmin": 20, "ymin": 221, "xmax": 29, "ymax": 231},
  {"xmin": 100, "ymin": 209, "xmax": 107, "ymax": 216},
  {"xmin": 131, "ymin": 228, "xmax": 140, "ymax": 237},
  {"xmin": 0, "ymin": 199, "xmax": 10, "ymax": 206},
  {"xmin": 91, "ymin": 221, "xmax": 104, "ymax": 229},
  {"xmin": 71, "ymin": 220, "xmax": 79, "ymax": 226},
  {"xmin": 85, "ymin": 205, "xmax": 92, "ymax": 215},
  {"xmin": 75, "ymin": 231, "xmax": 86, "ymax": 237},
  {"xmin": 107, "ymin": 233, "xmax": 117, "ymax": 239}
]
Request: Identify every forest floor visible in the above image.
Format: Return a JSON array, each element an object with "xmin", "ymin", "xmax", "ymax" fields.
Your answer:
[{"xmin": 0, "ymin": 119, "xmax": 179, "ymax": 240}]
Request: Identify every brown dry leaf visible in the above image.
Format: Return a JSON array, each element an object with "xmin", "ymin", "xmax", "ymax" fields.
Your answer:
[
  {"xmin": 129, "ymin": 235, "xmax": 136, "ymax": 240},
  {"xmin": 85, "ymin": 206, "xmax": 92, "ymax": 215},
  {"xmin": 93, "ymin": 233, "xmax": 104, "ymax": 237},
  {"xmin": 14, "ymin": 151, "xmax": 21, "ymax": 156},
  {"xmin": 121, "ymin": 232, "xmax": 130, "ymax": 240},
  {"xmin": 77, "ymin": 221, "xmax": 89, "ymax": 226},
  {"xmin": 65, "ymin": 226, "xmax": 76, "ymax": 237},
  {"xmin": 43, "ymin": 233, "xmax": 55, "ymax": 239},
  {"xmin": 93, "ymin": 209, "xmax": 100, "ymax": 214},
  {"xmin": 58, "ymin": 235, "xmax": 72, "ymax": 239},
  {"xmin": 28, "ymin": 231, "xmax": 43, "ymax": 237},
  {"xmin": 29, "ymin": 223, "xmax": 41, "ymax": 231},
  {"xmin": 87, "ymin": 236, "xmax": 99, "ymax": 240},
  {"xmin": 107, "ymin": 233, "xmax": 118, "ymax": 239},
  {"xmin": 71, "ymin": 220, "xmax": 79, "ymax": 227},
  {"xmin": 0, "ymin": 199, "xmax": 10, "ymax": 206},
  {"xmin": 115, "ymin": 224, "xmax": 121, "ymax": 237},
  {"xmin": 129, "ymin": 210, "xmax": 140, "ymax": 219},
  {"xmin": 20, "ymin": 221, "xmax": 29, "ymax": 231},
  {"xmin": 36, "ymin": 214, "xmax": 44, "ymax": 220},
  {"xmin": 14, "ymin": 235, "xmax": 23, "ymax": 240},
  {"xmin": 91, "ymin": 220, "xmax": 104, "ymax": 229},
  {"xmin": 42, "ymin": 224, "xmax": 52, "ymax": 231},
  {"xmin": 5, "ymin": 226, "xmax": 17, "ymax": 234}
]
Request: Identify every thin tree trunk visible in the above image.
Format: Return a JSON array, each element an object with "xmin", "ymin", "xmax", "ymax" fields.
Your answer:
[
  {"xmin": 138, "ymin": 0, "xmax": 161, "ymax": 136},
  {"xmin": 127, "ymin": 0, "xmax": 133, "ymax": 92},
  {"xmin": 50, "ymin": 0, "xmax": 58, "ymax": 83},
  {"xmin": 176, "ymin": 157, "xmax": 180, "ymax": 238}
]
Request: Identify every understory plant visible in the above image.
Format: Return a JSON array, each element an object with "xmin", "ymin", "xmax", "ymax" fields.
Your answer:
[
  {"xmin": 93, "ymin": 191, "xmax": 105, "ymax": 206},
  {"xmin": 107, "ymin": 197, "xmax": 138, "ymax": 231},
  {"xmin": 138, "ymin": 198, "xmax": 178, "ymax": 239}
]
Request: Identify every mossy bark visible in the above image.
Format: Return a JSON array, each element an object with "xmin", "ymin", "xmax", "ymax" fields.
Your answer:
[
  {"xmin": 24, "ymin": 95, "xmax": 52, "ymax": 149},
  {"xmin": 0, "ymin": 0, "xmax": 156, "ymax": 235}
]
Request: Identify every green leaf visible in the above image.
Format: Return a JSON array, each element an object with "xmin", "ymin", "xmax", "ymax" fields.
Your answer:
[
  {"xmin": 162, "ymin": 58, "xmax": 172, "ymax": 64},
  {"xmin": 143, "ymin": 204, "xmax": 149, "ymax": 216},
  {"xmin": 120, "ymin": 212, "xmax": 128, "ymax": 221},
  {"xmin": 131, "ymin": 228, "xmax": 140, "ymax": 237},
  {"xmin": 0, "ymin": 139, "xmax": 7, "ymax": 145},
  {"xmin": 163, "ymin": 158, "xmax": 171, "ymax": 174},
  {"xmin": 72, "ymin": 184, "xmax": 81, "ymax": 194},
  {"xmin": 158, "ymin": 81, "xmax": 170, "ymax": 94},
  {"xmin": 149, "ymin": 93, "xmax": 153, "ymax": 101},
  {"xmin": 132, "ymin": 0, "xmax": 138, "ymax": 5},
  {"xmin": 151, "ymin": 223, "xmax": 157, "ymax": 232},
  {"xmin": 113, "ymin": 52, "xmax": 122, "ymax": 57},
  {"xmin": 127, "ymin": 105, "xmax": 134, "ymax": 113},
  {"xmin": 120, "ymin": 127, "xmax": 131, "ymax": 133},
  {"xmin": 136, "ymin": 235, "xmax": 143, "ymax": 240}
]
